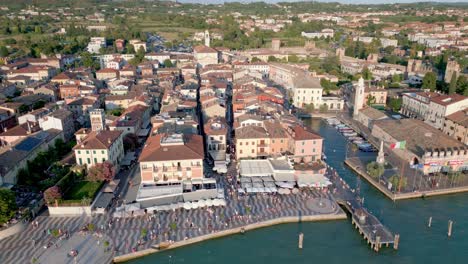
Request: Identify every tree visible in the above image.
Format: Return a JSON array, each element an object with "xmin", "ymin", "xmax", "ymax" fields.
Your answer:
[
  {"xmin": 251, "ymin": 57, "xmax": 261, "ymax": 62},
  {"xmin": 448, "ymin": 74, "xmax": 457, "ymax": 95},
  {"xmin": 389, "ymin": 174, "xmax": 407, "ymax": 191},
  {"xmin": 366, "ymin": 95, "xmax": 376, "ymax": 106},
  {"xmin": 163, "ymin": 59, "xmax": 173, "ymax": 68},
  {"xmin": 0, "ymin": 46, "xmax": 8, "ymax": 57},
  {"xmin": 361, "ymin": 67, "xmax": 372, "ymax": 80},
  {"xmin": 80, "ymin": 52, "xmax": 95, "ymax": 68},
  {"xmin": 304, "ymin": 103, "xmax": 314, "ymax": 113},
  {"xmin": 87, "ymin": 161, "xmax": 116, "ymax": 182},
  {"xmin": 267, "ymin": 56, "xmax": 278, "ymax": 62},
  {"xmin": 319, "ymin": 104, "xmax": 329, "ymax": 113},
  {"xmin": 0, "ymin": 188, "xmax": 17, "ymax": 224},
  {"xmin": 391, "ymin": 74, "xmax": 401, "ymax": 83},
  {"xmin": 457, "ymin": 75, "xmax": 468, "ymax": 95},
  {"xmin": 43, "ymin": 186, "xmax": 62, "ymax": 205},
  {"xmin": 422, "ymin": 72, "xmax": 437, "ymax": 91},
  {"xmin": 366, "ymin": 162, "xmax": 384, "ymax": 179},
  {"xmin": 388, "ymin": 97, "xmax": 402, "ymax": 112}
]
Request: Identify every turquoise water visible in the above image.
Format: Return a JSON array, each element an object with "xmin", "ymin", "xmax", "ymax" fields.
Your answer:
[{"xmin": 128, "ymin": 119, "xmax": 468, "ymax": 264}]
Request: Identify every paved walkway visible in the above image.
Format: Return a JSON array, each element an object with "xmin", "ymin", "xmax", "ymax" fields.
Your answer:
[{"xmin": 0, "ymin": 188, "xmax": 342, "ymax": 263}]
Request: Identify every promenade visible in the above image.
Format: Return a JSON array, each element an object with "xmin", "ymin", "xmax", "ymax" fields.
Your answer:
[{"xmin": 0, "ymin": 188, "xmax": 345, "ymax": 263}]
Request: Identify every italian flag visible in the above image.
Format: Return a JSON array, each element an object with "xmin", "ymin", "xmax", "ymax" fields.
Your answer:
[{"xmin": 390, "ymin": 140, "xmax": 406, "ymax": 150}]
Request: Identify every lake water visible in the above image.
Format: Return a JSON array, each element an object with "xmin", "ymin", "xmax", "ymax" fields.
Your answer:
[{"xmin": 128, "ymin": 119, "xmax": 468, "ymax": 264}]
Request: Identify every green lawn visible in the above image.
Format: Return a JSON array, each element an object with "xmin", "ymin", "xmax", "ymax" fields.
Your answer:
[{"xmin": 64, "ymin": 181, "xmax": 103, "ymax": 200}]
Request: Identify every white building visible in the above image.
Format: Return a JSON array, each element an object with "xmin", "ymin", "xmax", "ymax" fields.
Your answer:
[
  {"xmin": 87, "ymin": 37, "xmax": 106, "ymax": 54},
  {"xmin": 301, "ymin": 28, "xmax": 334, "ymax": 39},
  {"xmin": 74, "ymin": 130, "xmax": 124, "ymax": 169}
]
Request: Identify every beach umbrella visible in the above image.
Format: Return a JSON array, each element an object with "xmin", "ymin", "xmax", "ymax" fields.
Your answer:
[
  {"xmin": 219, "ymin": 199, "xmax": 227, "ymax": 206},
  {"xmin": 197, "ymin": 200, "xmax": 207, "ymax": 207},
  {"xmin": 183, "ymin": 203, "xmax": 192, "ymax": 210},
  {"xmin": 212, "ymin": 199, "xmax": 222, "ymax": 206},
  {"xmin": 191, "ymin": 202, "xmax": 199, "ymax": 209},
  {"xmin": 205, "ymin": 199, "xmax": 214, "ymax": 206},
  {"xmin": 292, "ymin": 188, "xmax": 299, "ymax": 194}
]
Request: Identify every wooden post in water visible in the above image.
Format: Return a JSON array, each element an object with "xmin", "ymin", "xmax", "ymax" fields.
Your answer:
[
  {"xmin": 393, "ymin": 234, "xmax": 400, "ymax": 250},
  {"xmin": 298, "ymin": 233, "xmax": 304, "ymax": 249},
  {"xmin": 374, "ymin": 236, "xmax": 381, "ymax": 252},
  {"xmin": 448, "ymin": 220, "xmax": 453, "ymax": 237},
  {"xmin": 428, "ymin": 217, "xmax": 432, "ymax": 228}
]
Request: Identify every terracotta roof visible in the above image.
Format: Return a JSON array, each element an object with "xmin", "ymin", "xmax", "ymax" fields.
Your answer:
[
  {"xmin": 139, "ymin": 133, "xmax": 204, "ymax": 162},
  {"xmin": 292, "ymin": 125, "xmax": 322, "ymax": 141},
  {"xmin": 194, "ymin": 45, "xmax": 218, "ymax": 53},
  {"xmin": 0, "ymin": 122, "xmax": 40, "ymax": 137},
  {"xmin": 75, "ymin": 130, "xmax": 122, "ymax": 150},
  {"xmin": 204, "ymin": 117, "xmax": 228, "ymax": 135},
  {"xmin": 446, "ymin": 109, "xmax": 468, "ymax": 127},
  {"xmin": 264, "ymin": 121, "xmax": 287, "ymax": 138},
  {"xmin": 236, "ymin": 126, "xmax": 268, "ymax": 139},
  {"xmin": 97, "ymin": 68, "xmax": 119, "ymax": 74}
]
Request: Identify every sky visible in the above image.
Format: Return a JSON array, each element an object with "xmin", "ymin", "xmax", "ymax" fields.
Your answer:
[{"xmin": 178, "ymin": 0, "xmax": 467, "ymax": 4}]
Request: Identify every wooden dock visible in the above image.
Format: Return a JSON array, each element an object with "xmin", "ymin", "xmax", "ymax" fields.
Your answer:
[{"xmin": 329, "ymin": 167, "xmax": 398, "ymax": 251}]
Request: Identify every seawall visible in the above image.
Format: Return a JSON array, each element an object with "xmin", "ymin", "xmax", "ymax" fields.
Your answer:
[{"xmin": 113, "ymin": 213, "xmax": 347, "ymax": 263}]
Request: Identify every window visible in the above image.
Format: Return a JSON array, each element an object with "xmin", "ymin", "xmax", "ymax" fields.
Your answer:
[
  {"xmin": 94, "ymin": 158, "xmax": 97, "ymax": 163},
  {"xmin": 280, "ymin": 139, "xmax": 283, "ymax": 143},
  {"xmin": 93, "ymin": 150, "xmax": 96, "ymax": 154},
  {"xmin": 86, "ymin": 150, "xmax": 89, "ymax": 154},
  {"xmin": 77, "ymin": 150, "xmax": 81, "ymax": 154},
  {"xmin": 272, "ymin": 139, "xmax": 275, "ymax": 143},
  {"xmin": 79, "ymin": 158, "xmax": 82, "ymax": 165},
  {"xmin": 102, "ymin": 158, "xmax": 105, "ymax": 162},
  {"xmin": 240, "ymin": 150, "xmax": 243, "ymax": 154},
  {"xmin": 252, "ymin": 142, "xmax": 255, "ymax": 145},
  {"xmin": 240, "ymin": 142, "xmax": 243, "ymax": 146},
  {"xmin": 127, "ymin": 128, "xmax": 131, "ymax": 131},
  {"xmin": 301, "ymin": 149, "xmax": 304, "ymax": 153},
  {"xmin": 102, "ymin": 150, "xmax": 105, "ymax": 154},
  {"xmin": 313, "ymin": 148, "xmax": 316, "ymax": 152},
  {"xmin": 251, "ymin": 149, "xmax": 254, "ymax": 153},
  {"xmin": 302, "ymin": 142, "xmax": 305, "ymax": 146},
  {"xmin": 87, "ymin": 158, "xmax": 91, "ymax": 164}
]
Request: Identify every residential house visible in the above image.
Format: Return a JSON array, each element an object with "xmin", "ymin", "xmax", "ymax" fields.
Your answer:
[{"xmin": 74, "ymin": 130, "xmax": 124, "ymax": 169}]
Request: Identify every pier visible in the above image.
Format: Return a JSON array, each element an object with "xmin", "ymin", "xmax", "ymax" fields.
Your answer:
[{"xmin": 328, "ymin": 167, "xmax": 397, "ymax": 251}]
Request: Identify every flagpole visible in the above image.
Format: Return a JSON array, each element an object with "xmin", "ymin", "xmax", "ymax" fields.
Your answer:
[{"xmin": 398, "ymin": 158, "xmax": 404, "ymax": 193}]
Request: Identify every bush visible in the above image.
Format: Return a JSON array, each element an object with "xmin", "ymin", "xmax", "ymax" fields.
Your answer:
[
  {"xmin": 55, "ymin": 171, "xmax": 75, "ymax": 194},
  {"xmin": 0, "ymin": 188, "xmax": 17, "ymax": 225},
  {"xmin": 366, "ymin": 162, "xmax": 384, "ymax": 179},
  {"xmin": 44, "ymin": 186, "xmax": 62, "ymax": 205},
  {"xmin": 87, "ymin": 162, "xmax": 116, "ymax": 182}
]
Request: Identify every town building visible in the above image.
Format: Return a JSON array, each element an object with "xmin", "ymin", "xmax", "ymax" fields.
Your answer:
[{"xmin": 74, "ymin": 130, "xmax": 124, "ymax": 169}]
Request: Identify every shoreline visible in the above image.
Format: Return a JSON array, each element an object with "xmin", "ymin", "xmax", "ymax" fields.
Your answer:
[
  {"xmin": 345, "ymin": 159, "xmax": 468, "ymax": 200},
  {"xmin": 113, "ymin": 213, "xmax": 347, "ymax": 263}
]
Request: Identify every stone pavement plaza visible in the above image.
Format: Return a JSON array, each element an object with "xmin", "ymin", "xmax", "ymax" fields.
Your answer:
[{"xmin": 0, "ymin": 188, "xmax": 342, "ymax": 264}]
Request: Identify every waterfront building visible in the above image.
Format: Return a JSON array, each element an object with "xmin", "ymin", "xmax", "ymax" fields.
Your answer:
[{"xmin": 371, "ymin": 119, "xmax": 468, "ymax": 174}]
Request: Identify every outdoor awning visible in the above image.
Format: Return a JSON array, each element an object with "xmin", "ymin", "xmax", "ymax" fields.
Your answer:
[
  {"xmin": 297, "ymin": 174, "xmax": 332, "ymax": 187},
  {"xmin": 273, "ymin": 173, "xmax": 295, "ymax": 182}
]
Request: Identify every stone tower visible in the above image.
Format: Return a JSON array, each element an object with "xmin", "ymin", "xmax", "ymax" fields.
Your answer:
[
  {"xmin": 204, "ymin": 30, "xmax": 210, "ymax": 47},
  {"xmin": 353, "ymin": 77, "xmax": 365, "ymax": 118},
  {"xmin": 445, "ymin": 60, "xmax": 460, "ymax": 83},
  {"xmin": 336, "ymin": 47, "xmax": 345, "ymax": 61},
  {"xmin": 271, "ymin": 38, "xmax": 281, "ymax": 51},
  {"xmin": 376, "ymin": 141, "xmax": 385, "ymax": 165},
  {"xmin": 90, "ymin": 109, "xmax": 106, "ymax": 132},
  {"xmin": 407, "ymin": 59, "xmax": 422, "ymax": 73}
]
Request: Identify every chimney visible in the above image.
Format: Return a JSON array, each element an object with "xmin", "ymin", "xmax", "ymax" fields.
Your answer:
[{"xmin": 108, "ymin": 138, "xmax": 112, "ymax": 144}]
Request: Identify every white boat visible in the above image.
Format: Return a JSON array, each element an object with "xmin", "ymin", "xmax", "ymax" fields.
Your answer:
[{"xmin": 343, "ymin": 132, "xmax": 358, "ymax": 137}]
